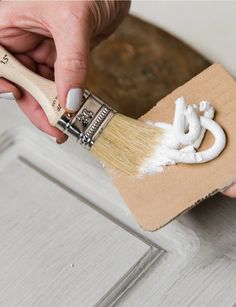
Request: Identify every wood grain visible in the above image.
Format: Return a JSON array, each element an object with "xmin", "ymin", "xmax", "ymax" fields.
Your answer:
[
  {"xmin": 0, "ymin": 46, "xmax": 64, "ymax": 126},
  {"xmin": 1, "ymin": 100, "xmax": 236, "ymax": 307},
  {"xmin": 87, "ymin": 15, "xmax": 210, "ymax": 118},
  {"xmin": 0, "ymin": 135, "xmax": 158, "ymax": 306},
  {"xmin": 117, "ymin": 194, "xmax": 236, "ymax": 307}
]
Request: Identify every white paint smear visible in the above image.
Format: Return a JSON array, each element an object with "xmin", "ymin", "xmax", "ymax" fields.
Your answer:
[{"xmin": 140, "ymin": 98, "xmax": 226, "ymax": 175}]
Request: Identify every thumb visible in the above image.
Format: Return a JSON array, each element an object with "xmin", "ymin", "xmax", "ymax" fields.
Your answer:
[{"xmin": 53, "ymin": 24, "xmax": 91, "ymax": 113}]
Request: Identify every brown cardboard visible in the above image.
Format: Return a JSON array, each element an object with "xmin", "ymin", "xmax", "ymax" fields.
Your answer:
[{"xmin": 110, "ymin": 64, "xmax": 236, "ymax": 231}]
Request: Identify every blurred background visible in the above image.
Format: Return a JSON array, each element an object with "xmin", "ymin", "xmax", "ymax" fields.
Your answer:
[
  {"xmin": 131, "ymin": 1, "xmax": 236, "ymax": 76},
  {"xmin": 88, "ymin": 1, "xmax": 236, "ymax": 119}
]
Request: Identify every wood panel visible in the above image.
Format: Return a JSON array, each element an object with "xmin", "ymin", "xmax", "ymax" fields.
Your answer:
[
  {"xmin": 0, "ymin": 128, "xmax": 163, "ymax": 307},
  {"xmin": 117, "ymin": 194, "xmax": 236, "ymax": 307}
]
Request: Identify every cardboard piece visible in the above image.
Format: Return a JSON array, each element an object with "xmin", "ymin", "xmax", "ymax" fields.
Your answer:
[{"xmin": 110, "ymin": 64, "xmax": 236, "ymax": 231}]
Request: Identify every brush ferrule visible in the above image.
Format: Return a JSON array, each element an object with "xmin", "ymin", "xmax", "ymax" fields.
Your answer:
[{"xmin": 56, "ymin": 90, "xmax": 116, "ymax": 149}]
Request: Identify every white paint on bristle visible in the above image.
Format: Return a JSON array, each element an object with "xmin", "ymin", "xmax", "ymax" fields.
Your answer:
[
  {"xmin": 139, "ymin": 123, "xmax": 179, "ymax": 175},
  {"xmin": 140, "ymin": 98, "xmax": 226, "ymax": 175}
]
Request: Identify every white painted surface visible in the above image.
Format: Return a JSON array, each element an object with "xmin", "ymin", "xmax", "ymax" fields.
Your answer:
[
  {"xmin": 0, "ymin": 101, "xmax": 166, "ymax": 307},
  {"xmin": 0, "ymin": 90, "xmax": 236, "ymax": 306},
  {"xmin": 0, "ymin": 158, "xmax": 149, "ymax": 306},
  {"xmin": 117, "ymin": 194, "xmax": 236, "ymax": 306},
  {"xmin": 131, "ymin": 1, "xmax": 236, "ymax": 77},
  {"xmin": 0, "ymin": 120, "xmax": 163, "ymax": 306}
]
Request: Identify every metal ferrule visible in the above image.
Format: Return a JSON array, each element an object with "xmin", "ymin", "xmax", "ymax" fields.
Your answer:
[{"xmin": 56, "ymin": 89, "xmax": 116, "ymax": 149}]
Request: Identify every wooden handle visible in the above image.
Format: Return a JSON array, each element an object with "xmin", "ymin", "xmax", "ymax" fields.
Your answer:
[{"xmin": 0, "ymin": 46, "xmax": 64, "ymax": 126}]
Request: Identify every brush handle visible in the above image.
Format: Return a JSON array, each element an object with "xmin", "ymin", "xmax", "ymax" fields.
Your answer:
[{"xmin": 0, "ymin": 45, "xmax": 64, "ymax": 126}]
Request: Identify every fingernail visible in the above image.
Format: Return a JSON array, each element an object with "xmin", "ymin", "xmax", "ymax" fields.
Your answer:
[
  {"xmin": 56, "ymin": 134, "xmax": 68, "ymax": 144},
  {"xmin": 0, "ymin": 92, "xmax": 15, "ymax": 100},
  {"xmin": 221, "ymin": 184, "xmax": 233, "ymax": 192},
  {"xmin": 66, "ymin": 88, "xmax": 83, "ymax": 112}
]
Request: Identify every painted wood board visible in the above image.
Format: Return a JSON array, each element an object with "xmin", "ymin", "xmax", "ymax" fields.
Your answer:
[
  {"xmin": 0, "ymin": 128, "xmax": 163, "ymax": 306},
  {"xmin": 117, "ymin": 194, "xmax": 236, "ymax": 307},
  {"xmin": 0, "ymin": 92, "xmax": 236, "ymax": 307}
]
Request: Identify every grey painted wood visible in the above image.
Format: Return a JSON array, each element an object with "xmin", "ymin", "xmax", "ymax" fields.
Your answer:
[
  {"xmin": 0, "ymin": 100, "xmax": 164, "ymax": 306},
  {"xmin": 117, "ymin": 194, "xmax": 236, "ymax": 307},
  {"xmin": 0, "ymin": 131, "xmax": 162, "ymax": 306},
  {"xmin": 0, "ymin": 99, "xmax": 236, "ymax": 307}
]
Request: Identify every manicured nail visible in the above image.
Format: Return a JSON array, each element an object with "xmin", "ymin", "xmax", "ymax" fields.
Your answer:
[
  {"xmin": 56, "ymin": 134, "xmax": 68, "ymax": 144},
  {"xmin": 66, "ymin": 88, "xmax": 83, "ymax": 112},
  {"xmin": 0, "ymin": 92, "xmax": 15, "ymax": 100},
  {"xmin": 221, "ymin": 184, "xmax": 232, "ymax": 192}
]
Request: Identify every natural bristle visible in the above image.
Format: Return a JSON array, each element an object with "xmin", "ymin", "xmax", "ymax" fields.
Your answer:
[{"xmin": 91, "ymin": 114, "xmax": 164, "ymax": 176}]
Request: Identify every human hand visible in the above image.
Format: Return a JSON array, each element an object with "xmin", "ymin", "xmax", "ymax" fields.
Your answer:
[
  {"xmin": 222, "ymin": 185, "xmax": 236, "ymax": 198},
  {"xmin": 0, "ymin": 1, "xmax": 130, "ymax": 143}
]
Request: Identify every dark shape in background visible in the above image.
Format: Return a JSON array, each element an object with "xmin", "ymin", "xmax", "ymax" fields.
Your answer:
[{"xmin": 88, "ymin": 15, "xmax": 210, "ymax": 119}]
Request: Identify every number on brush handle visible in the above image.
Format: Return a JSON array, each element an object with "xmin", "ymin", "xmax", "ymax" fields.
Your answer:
[{"xmin": 0, "ymin": 45, "xmax": 64, "ymax": 126}]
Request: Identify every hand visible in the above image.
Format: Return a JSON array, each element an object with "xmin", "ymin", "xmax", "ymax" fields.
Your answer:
[
  {"xmin": 0, "ymin": 1, "xmax": 130, "ymax": 143},
  {"xmin": 222, "ymin": 185, "xmax": 236, "ymax": 198}
]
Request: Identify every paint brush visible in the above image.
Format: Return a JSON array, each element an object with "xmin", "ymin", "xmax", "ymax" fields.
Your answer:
[{"xmin": 0, "ymin": 46, "xmax": 226, "ymax": 176}]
